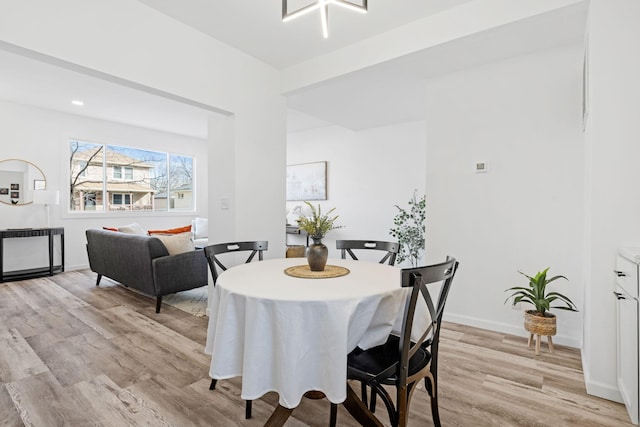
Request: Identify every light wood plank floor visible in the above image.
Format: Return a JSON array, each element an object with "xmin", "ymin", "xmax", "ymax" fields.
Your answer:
[{"xmin": 0, "ymin": 269, "xmax": 632, "ymax": 426}]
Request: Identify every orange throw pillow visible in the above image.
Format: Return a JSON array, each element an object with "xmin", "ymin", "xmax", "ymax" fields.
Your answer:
[
  {"xmin": 148, "ymin": 225, "xmax": 192, "ymax": 235},
  {"xmin": 103, "ymin": 227, "xmax": 119, "ymax": 232}
]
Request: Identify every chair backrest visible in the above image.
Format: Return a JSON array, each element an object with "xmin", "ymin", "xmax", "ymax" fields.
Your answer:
[
  {"xmin": 204, "ymin": 241, "xmax": 268, "ymax": 284},
  {"xmin": 336, "ymin": 240, "xmax": 400, "ymax": 265},
  {"xmin": 398, "ymin": 257, "xmax": 458, "ymax": 388}
]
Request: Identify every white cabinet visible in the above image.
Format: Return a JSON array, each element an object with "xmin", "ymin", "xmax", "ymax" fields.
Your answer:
[
  {"xmin": 616, "ymin": 249, "xmax": 640, "ymax": 425},
  {"xmin": 617, "ymin": 289, "xmax": 639, "ymax": 424}
]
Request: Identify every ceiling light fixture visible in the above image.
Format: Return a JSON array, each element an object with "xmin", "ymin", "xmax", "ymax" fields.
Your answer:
[
  {"xmin": 282, "ymin": 0, "xmax": 368, "ymax": 39},
  {"xmin": 71, "ymin": 100, "xmax": 84, "ymax": 106}
]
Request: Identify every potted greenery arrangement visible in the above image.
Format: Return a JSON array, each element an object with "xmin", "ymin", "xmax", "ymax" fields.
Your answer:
[
  {"xmin": 389, "ymin": 191, "xmax": 426, "ymax": 267},
  {"xmin": 297, "ymin": 201, "xmax": 342, "ymax": 271},
  {"xmin": 504, "ymin": 267, "xmax": 578, "ymax": 354}
]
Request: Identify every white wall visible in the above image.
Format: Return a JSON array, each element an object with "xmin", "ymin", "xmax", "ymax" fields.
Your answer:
[
  {"xmin": 287, "ymin": 121, "xmax": 426, "ymax": 261},
  {"xmin": 582, "ymin": 0, "xmax": 640, "ymax": 402},
  {"xmin": 424, "ymin": 45, "xmax": 585, "ymax": 347},
  {"xmin": 287, "ymin": 44, "xmax": 587, "ymax": 351},
  {"xmin": 0, "ymin": 99, "xmax": 208, "ymax": 271}
]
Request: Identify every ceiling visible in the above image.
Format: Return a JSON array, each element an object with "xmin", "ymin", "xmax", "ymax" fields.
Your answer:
[
  {"xmin": 0, "ymin": 1, "xmax": 587, "ymax": 138},
  {"xmin": 287, "ymin": 2, "xmax": 588, "ymax": 130},
  {"xmin": 137, "ymin": 0, "xmax": 473, "ymax": 70},
  {"xmin": 0, "ymin": 49, "xmax": 210, "ymax": 139}
]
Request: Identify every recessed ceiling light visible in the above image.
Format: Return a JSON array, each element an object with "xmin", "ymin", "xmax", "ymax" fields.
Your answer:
[{"xmin": 71, "ymin": 100, "xmax": 84, "ymax": 106}]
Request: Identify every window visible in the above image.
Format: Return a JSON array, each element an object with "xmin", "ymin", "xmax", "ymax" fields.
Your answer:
[
  {"xmin": 169, "ymin": 154, "xmax": 194, "ymax": 210},
  {"xmin": 112, "ymin": 193, "xmax": 131, "ymax": 205},
  {"xmin": 69, "ymin": 140, "xmax": 194, "ymax": 213},
  {"xmin": 113, "ymin": 166, "xmax": 133, "ymax": 180}
]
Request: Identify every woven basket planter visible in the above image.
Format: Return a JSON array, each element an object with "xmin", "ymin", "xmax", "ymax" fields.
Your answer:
[{"xmin": 524, "ymin": 310, "xmax": 556, "ymax": 336}]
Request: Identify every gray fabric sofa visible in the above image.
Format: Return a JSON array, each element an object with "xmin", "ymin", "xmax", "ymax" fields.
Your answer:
[{"xmin": 86, "ymin": 229, "xmax": 208, "ymax": 313}]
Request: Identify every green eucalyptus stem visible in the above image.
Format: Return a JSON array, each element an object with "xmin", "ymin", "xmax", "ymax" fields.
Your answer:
[{"xmin": 389, "ymin": 190, "xmax": 426, "ymax": 267}]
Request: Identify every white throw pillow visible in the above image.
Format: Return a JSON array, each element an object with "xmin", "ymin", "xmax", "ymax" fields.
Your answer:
[
  {"xmin": 153, "ymin": 232, "xmax": 195, "ymax": 255},
  {"xmin": 118, "ymin": 223, "xmax": 147, "ymax": 235},
  {"xmin": 193, "ymin": 217, "xmax": 208, "ymax": 240}
]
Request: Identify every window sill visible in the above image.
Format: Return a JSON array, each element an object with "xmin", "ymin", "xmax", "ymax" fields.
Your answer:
[{"xmin": 60, "ymin": 210, "xmax": 200, "ymax": 220}]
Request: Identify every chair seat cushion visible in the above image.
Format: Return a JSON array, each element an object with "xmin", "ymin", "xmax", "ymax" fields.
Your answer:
[{"xmin": 347, "ymin": 335, "xmax": 431, "ymax": 383}]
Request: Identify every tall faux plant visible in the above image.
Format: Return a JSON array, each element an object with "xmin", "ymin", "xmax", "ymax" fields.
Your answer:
[{"xmin": 389, "ymin": 191, "xmax": 426, "ymax": 267}]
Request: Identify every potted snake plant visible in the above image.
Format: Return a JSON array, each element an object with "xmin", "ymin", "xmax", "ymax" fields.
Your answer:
[{"xmin": 504, "ymin": 267, "xmax": 578, "ymax": 351}]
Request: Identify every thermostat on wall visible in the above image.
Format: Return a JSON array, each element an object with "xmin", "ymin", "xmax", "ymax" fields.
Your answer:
[
  {"xmin": 474, "ymin": 162, "xmax": 488, "ymax": 173},
  {"xmin": 220, "ymin": 197, "xmax": 230, "ymax": 210}
]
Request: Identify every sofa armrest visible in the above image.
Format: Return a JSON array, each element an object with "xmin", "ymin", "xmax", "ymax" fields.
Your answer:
[{"xmin": 152, "ymin": 249, "xmax": 208, "ymax": 296}]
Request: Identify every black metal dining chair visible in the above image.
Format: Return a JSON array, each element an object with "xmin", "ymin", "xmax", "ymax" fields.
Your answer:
[
  {"xmin": 330, "ymin": 257, "xmax": 458, "ymax": 427},
  {"xmin": 203, "ymin": 240, "xmax": 268, "ymax": 419},
  {"xmin": 335, "ymin": 239, "xmax": 400, "ymax": 409},
  {"xmin": 336, "ymin": 240, "xmax": 400, "ymax": 265},
  {"xmin": 204, "ymin": 241, "xmax": 268, "ymax": 284}
]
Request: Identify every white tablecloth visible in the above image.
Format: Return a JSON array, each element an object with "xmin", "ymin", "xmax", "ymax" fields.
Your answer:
[{"xmin": 204, "ymin": 258, "xmax": 406, "ymax": 409}]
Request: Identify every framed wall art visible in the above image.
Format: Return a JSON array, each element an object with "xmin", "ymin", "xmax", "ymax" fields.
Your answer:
[
  {"xmin": 10, "ymin": 191, "xmax": 19, "ymax": 199},
  {"xmin": 10, "ymin": 183, "xmax": 19, "ymax": 190},
  {"xmin": 34, "ymin": 179, "xmax": 45, "ymax": 190},
  {"xmin": 0, "ymin": 188, "xmax": 8, "ymax": 195},
  {"xmin": 286, "ymin": 161, "xmax": 327, "ymax": 201}
]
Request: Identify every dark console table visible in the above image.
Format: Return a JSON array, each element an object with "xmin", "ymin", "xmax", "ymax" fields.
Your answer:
[{"xmin": 0, "ymin": 227, "xmax": 65, "ymax": 282}]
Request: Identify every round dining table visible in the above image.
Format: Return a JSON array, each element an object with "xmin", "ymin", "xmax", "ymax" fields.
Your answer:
[{"xmin": 204, "ymin": 257, "xmax": 407, "ymax": 418}]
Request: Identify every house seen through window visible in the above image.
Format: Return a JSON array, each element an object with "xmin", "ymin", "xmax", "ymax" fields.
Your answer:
[{"xmin": 69, "ymin": 140, "xmax": 194, "ymax": 212}]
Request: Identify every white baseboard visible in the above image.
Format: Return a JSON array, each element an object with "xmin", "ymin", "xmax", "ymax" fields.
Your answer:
[
  {"xmin": 582, "ymin": 353, "xmax": 623, "ymax": 403},
  {"xmin": 66, "ymin": 263, "xmax": 89, "ymax": 271},
  {"xmin": 444, "ymin": 313, "xmax": 582, "ymax": 349}
]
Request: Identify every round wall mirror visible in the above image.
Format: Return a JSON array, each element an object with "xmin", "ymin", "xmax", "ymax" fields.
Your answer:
[{"xmin": 0, "ymin": 159, "xmax": 46, "ymax": 206}]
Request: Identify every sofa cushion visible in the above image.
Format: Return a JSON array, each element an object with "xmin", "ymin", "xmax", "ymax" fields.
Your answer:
[
  {"xmin": 153, "ymin": 232, "xmax": 195, "ymax": 255},
  {"xmin": 193, "ymin": 217, "xmax": 208, "ymax": 240},
  {"xmin": 148, "ymin": 225, "xmax": 192, "ymax": 235},
  {"xmin": 118, "ymin": 223, "xmax": 147, "ymax": 235},
  {"xmin": 193, "ymin": 238, "xmax": 208, "ymax": 249}
]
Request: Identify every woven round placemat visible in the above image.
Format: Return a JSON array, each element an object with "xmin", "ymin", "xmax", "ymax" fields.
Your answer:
[{"xmin": 284, "ymin": 264, "xmax": 350, "ymax": 279}]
